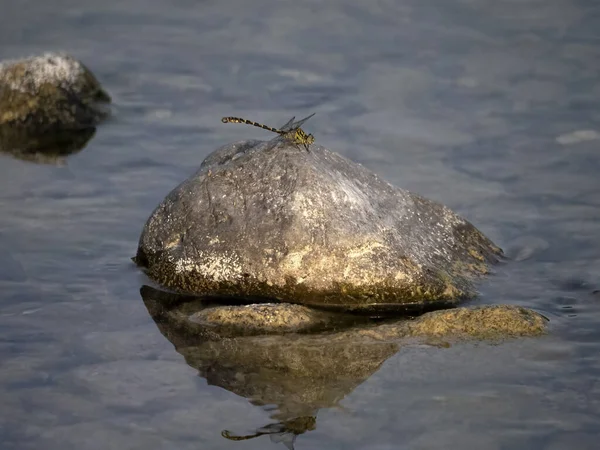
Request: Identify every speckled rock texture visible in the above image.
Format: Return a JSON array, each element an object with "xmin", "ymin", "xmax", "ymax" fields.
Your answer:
[
  {"xmin": 0, "ymin": 52, "xmax": 110, "ymax": 161},
  {"xmin": 136, "ymin": 138, "xmax": 503, "ymax": 312}
]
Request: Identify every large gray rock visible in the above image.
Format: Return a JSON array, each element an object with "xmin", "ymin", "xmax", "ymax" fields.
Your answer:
[
  {"xmin": 0, "ymin": 52, "xmax": 110, "ymax": 162},
  {"xmin": 136, "ymin": 138, "xmax": 502, "ymax": 313}
]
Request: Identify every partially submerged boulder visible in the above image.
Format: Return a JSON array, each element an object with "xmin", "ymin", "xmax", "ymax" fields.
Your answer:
[
  {"xmin": 136, "ymin": 138, "xmax": 502, "ymax": 313},
  {"xmin": 0, "ymin": 52, "xmax": 110, "ymax": 161},
  {"xmin": 0, "ymin": 52, "xmax": 110, "ymax": 130}
]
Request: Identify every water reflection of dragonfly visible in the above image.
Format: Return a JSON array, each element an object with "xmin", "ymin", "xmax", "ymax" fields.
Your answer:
[
  {"xmin": 222, "ymin": 416, "xmax": 316, "ymax": 450},
  {"xmin": 221, "ymin": 113, "xmax": 316, "ymax": 152}
]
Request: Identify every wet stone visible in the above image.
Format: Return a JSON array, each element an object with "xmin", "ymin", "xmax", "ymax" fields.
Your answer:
[
  {"xmin": 367, "ymin": 304, "xmax": 548, "ymax": 341},
  {"xmin": 0, "ymin": 52, "xmax": 110, "ymax": 162},
  {"xmin": 136, "ymin": 138, "xmax": 503, "ymax": 313},
  {"xmin": 189, "ymin": 303, "xmax": 363, "ymax": 336},
  {"xmin": 0, "ymin": 52, "xmax": 110, "ymax": 129}
]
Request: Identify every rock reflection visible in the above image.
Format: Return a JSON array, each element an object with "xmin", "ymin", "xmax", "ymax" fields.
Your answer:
[
  {"xmin": 140, "ymin": 285, "xmax": 400, "ymax": 449},
  {"xmin": 141, "ymin": 285, "xmax": 546, "ymax": 448},
  {"xmin": 0, "ymin": 125, "xmax": 96, "ymax": 165}
]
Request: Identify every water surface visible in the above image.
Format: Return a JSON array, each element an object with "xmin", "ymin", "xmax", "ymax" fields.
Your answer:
[{"xmin": 1, "ymin": 0, "xmax": 599, "ymax": 449}]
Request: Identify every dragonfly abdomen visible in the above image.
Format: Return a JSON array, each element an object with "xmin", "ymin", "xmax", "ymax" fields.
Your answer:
[{"xmin": 221, "ymin": 117, "xmax": 281, "ymax": 134}]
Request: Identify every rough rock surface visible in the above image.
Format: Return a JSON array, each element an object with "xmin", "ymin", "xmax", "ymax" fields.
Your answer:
[
  {"xmin": 0, "ymin": 52, "xmax": 110, "ymax": 131},
  {"xmin": 136, "ymin": 138, "xmax": 502, "ymax": 312}
]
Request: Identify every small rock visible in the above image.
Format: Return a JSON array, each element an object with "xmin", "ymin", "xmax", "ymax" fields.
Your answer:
[
  {"xmin": 189, "ymin": 303, "xmax": 362, "ymax": 335},
  {"xmin": 402, "ymin": 304, "xmax": 548, "ymax": 339},
  {"xmin": 0, "ymin": 52, "xmax": 110, "ymax": 161}
]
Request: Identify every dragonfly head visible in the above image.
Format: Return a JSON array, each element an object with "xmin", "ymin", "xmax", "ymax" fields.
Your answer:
[{"xmin": 294, "ymin": 129, "xmax": 314, "ymax": 144}]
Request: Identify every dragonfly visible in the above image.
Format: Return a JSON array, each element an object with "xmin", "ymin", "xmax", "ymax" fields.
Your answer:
[{"xmin": 221, "ymin": 113, "xmax": 316, "ymax": 152}]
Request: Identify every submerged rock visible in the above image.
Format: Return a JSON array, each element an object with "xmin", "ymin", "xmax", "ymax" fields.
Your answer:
[
  {"xmin": 141, "ymin": 285, "xmax": 547, "ymax": 339},
  {"xmin": 140, "ymin": 285, "xmax": 369, "ymax": 337},
  {"xmin": 363, "ymin": 304, "xmax": 548, "ymax": 341},
  {"xmin": 136, "ymin": 138, "xmax": 502, "ymax": 313},
  {"xmin": 0, "ymin": 52, "xmax": 110, "ymax": 162},
  {"xmin": 189, "ymin": 303, "xmax": 363, "ymax": 335}
]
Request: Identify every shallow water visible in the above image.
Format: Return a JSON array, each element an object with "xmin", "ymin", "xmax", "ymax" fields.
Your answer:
[{"xmin": 1, "ymin": 0, "xmax": 600, "ymax": 449}]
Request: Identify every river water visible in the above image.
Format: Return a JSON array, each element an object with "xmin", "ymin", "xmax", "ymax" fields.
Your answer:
[{"xmin": 1, "ymin": 0, "xmax": 599, "ymax": 449}]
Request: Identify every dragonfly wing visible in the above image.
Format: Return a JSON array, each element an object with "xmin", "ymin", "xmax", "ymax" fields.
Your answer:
[
  {"xmin": 279, "ymin": 116, "xmax": 296, "ymax": 132},
  {"xmin": 270, "ymin": 432, "xmax": 296, "ymax": 450},
  {"xmin": 290, "ymin": 112, "xmax": 316, "ymax": 130}
]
